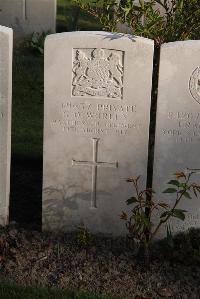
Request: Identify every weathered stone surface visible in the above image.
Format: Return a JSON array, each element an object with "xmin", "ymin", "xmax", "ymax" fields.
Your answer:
[
  {"xmin": 153, "ymin": 41, "xmax": 200, "ymax": 237},
  {"xmin": 0, "ymin": 0, "xmax": 56, "ymax": 39},
  {"xmin": 0, "ymin": 25, "xmax": 12, "ymax": 225},
  {"xmin": 43, "ymin": 31, "xmax": 154, "ymax": 235}
]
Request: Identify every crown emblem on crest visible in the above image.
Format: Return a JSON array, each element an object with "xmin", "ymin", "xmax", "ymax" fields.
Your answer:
[
  {"xmin": 72, "ymin": 48, "xmax": 124, "ymax": 99},
  {"xmin": 189, "ymin": 67, "xmax": 200, "ymax": 104}
]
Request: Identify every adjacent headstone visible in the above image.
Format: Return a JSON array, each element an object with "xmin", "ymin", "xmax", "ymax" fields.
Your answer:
[
  {"xmin": 43, "ymin": 31, "xmax": 154, "ymax": 235},
  {"xmin": 0, "ymin": 0, "xmax": 56, "ymax": 39},
  {"xmin": 153, "ymin": 41, "xmax": 200, "ymax": 237},
  {"xmin": 117, "ymin": 0, "xmax": 172, "ymax": 33},
  {"xmin": 133, "ymin": 0, "xmax": 172, "ymax": 14},
  {"xmin": 0, "ymin": 25, "xmax": 13, "ymax": 225}
]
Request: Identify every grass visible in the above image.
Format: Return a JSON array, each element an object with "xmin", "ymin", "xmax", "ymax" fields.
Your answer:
[{"xmin": 0, "ymin": 283, "xmax": 117, "ymax": 299}]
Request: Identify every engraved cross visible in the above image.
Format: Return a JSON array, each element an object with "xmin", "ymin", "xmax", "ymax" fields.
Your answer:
[{"xmin": 72, "ymin": 138, "xmax": 118, "ymax": 209}]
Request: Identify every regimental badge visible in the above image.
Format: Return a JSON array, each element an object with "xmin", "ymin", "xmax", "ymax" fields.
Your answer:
[
  {"xmin": 189, "ymin": 67, "xmax": 200, "ymax": 104},
  {"xmin": 72, "ymin": 48, "xmax": 124, "ymax": 99}
]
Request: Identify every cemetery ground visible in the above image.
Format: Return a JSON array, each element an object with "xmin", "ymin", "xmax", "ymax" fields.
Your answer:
[
  {"xmin": 1, "ymin": 1, "xmax": 200, "ymax": 299},
  {"xmin": 0, "ymin": 224, "xmax": 200, "ymax": 298}
]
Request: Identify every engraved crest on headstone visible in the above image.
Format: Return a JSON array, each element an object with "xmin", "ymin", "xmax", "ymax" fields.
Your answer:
[
  {"xmin": 72, "ymin": 48, "xmax": 124, "ymax": 99},
  {"xmin": 189, "ymin": 66, "xmax": 200, "ymax": 104}
]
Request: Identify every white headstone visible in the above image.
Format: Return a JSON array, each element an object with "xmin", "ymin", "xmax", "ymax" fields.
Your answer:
[
  {"xmin": 0, "ymin": 25, "xmax": 12, "ymax": 225},
  {"xmin": 133, "ymin": 0, "xmax": 172, "ymax": 14},
  {"xmin": 43, "ymin": 31, "xmax": 154, "ymax": 235},
  {"xmin": 0, "ymin": 0, "xmax": 56, "ymax": 39},
  {"xmin": 153, "ymin": 41, "xmax": 200, "ymax": 237}
]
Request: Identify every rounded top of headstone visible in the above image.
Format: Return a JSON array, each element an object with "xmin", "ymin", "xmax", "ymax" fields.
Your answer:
[
  {"xmin": 45, "ymin": 31, "xmax": 154, "ymax": 46},
  {"xmin": 162, "ymin": 40, "xmax": 200, "ymax": 49},
  {"xmin": 0, "ymin": 25, "xmax": 13, "ymax": 34}
]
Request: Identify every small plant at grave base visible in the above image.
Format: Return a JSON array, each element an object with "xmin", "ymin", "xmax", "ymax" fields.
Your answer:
[
  {"xmin": 76, "ymin": 224, "xmax": 94, "ymax": 247},
  {"xmin": 120, "ymin": 170, "xmax": 200, "ymax": 265},
  {"xmin": 27, "ymin": 31, "xmax": 50, "ymax": 55}
]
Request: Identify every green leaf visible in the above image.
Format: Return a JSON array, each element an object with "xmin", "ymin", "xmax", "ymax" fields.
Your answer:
[
  {"xmin": 167, "ymin": 180, "xmax": 180, "ymax": 187},
  {"xmin": 121, "ymin": 6, "xmax": 131, "ymax": 18},
  {"xmin": 126, "ymin": 197, "xmax": 138, "ymax": 205},
  {"xmin": 182, "ymin": 191, "xmax": 192, "ymax": 199},
  {"xmin": 172, "ymin": 209, "xmax": 187, "ymax": 221},
  {"xmin": 163, "ymin": 188, "xmax": 177, "ymax": 194},
  {"xmin": 179, "ymin": 183, "xmax": 187, "ymax": 188}
]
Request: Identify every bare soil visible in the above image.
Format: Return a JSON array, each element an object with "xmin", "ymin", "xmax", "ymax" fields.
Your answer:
[{"xmin": 0, "ymin": 224, "xmax": 199, "ymax": 299}]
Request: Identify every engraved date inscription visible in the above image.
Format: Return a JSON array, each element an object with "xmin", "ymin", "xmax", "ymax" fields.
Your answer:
[
  {"xmin": 161, "ymin": 111, "xmax": 200, "ymax": 143},
  {"xmin": 51, "ymin": 102, "xmax": 141, "ymax": 136}
]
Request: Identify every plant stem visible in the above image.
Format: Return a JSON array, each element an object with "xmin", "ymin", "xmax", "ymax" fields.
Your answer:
[{"xmin": 150, "ymin": 184, "xmax": 190, "ymax": 241}]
